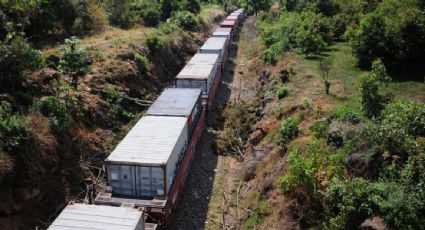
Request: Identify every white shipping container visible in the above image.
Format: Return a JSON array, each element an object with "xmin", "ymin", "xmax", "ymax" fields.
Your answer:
[
  {"xmin": 200, "ymin": 37, "xmax": 228, "ymax": 61},
  {"xmin": 106, "ymin": 116, "xmax": 188, "ymax": 198},
  {"xmin": 176, "ymin": 64, "xmax": 217, "ymax": 96},
  {"xmin": 48, "ymin": 203, "xmax": 145, "ymax": 230}
]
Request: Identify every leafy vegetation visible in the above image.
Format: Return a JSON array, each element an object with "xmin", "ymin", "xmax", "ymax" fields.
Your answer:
[
  {"xmin": 276, "ymin": 86, "xmax": 289, "ymax": 99},
  {"xmin": 0, "ymin": 102, "xmax": 31, "ymax": 155},
  {"xmin": 171, "ymin": 11, "xmax": 201, "ymax": 31},
  {"xmin": 279, "ymin": 117, "xmax": 299, "ymax": 143},
  {"xmin": 58, "ymin": 37, "xmax": 91, "ymax": 87},
  {"xmin": 134, "ymin": 54, "xmax": 150, "ymax": 74},
  {"xmin": 103, "ymin": 86, "xmax": 134, "ymax": 126}
]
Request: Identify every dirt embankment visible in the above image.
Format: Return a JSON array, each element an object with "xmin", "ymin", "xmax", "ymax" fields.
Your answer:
[{"xmin": 0, "ymin": 19, "xmax": 224, "ymax": 229}]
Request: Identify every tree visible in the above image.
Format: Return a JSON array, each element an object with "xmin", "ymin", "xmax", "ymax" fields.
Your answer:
[
  {"xmin": 0, "ymin": 35, "xmax": 44, "ymax": 93},
  {"xmin": 184, "ymin": 0, "xmax": 201, "ymax": 14},
  {"xmin": 107, "ymin": 0, "xmax": 131, "ymax": 28},
  {"xmin": 319, "ymin": 53, "xmax": 334, "ymax": 94},
  {"xmin": 58, "ymin": 37, "xmax": 90, "ymax": 87},
  {"xmin": 240, "ymin": 0, "xmax": 273, "ymax": 15},
  {"xmin": 359, "ymin": 59, "xmax": 391, "ymax": 118}
]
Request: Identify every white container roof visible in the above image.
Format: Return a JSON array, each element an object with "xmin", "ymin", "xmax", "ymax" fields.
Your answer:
[
  {"xmin": 231, "ymin": 12, "xmax": 242, "ymax": 15},
  {"xmin": 176, "ymin": 64, "xmax": 215, "ymax": 80},
  {"xmin": 216, "ymin": 27, "xmax": 232, "ymax": 33},
  {"xmin": 106, "ymin": 116, "xmax": 187, "ymax": 165},
  {"xmin": 188, "ymin": 53, "xmax": 219, "ymax": 65},
  {"xmin": 200, "ymin": 37, "xmax": 227, "ymax": 51},
  {"xmin": 213, "ymin": 31, "xmax": 231, "ymax": 37},
  {"xmin": 147, "ymin": 88, "xmax": 201, "ymax": 117},
  {"xmin": 227, "ymin": 15, "xmax": 238, "ymax": 20},
  {"xmin": 221, "ymin": 20, "xmax": 237, "ymax": 26},
  {"xmin": 48, "ymin": 203, "xmax": 143, "ymax": 230}
]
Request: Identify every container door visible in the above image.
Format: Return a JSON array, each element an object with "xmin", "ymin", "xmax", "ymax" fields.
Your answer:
[
  {"xmin": 152, "ymin": 167, "xmax": 165, "ymax": 196},
  {"xmin": 108, "ymin": 164, "xmax": 136, "ymax": 197},
  {"xmin": 136, "ymin": 166, "xmax": 165, "ymax": 197}
]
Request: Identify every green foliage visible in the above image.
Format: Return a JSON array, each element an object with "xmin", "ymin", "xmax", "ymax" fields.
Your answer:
[
  {"xmin": 134, "ymin": 54, "xmax": 149, "ymax": 74},
  {"xmin": 335, "ymin": 105, "xmax": 360, "ymax": 124},
  {"xmin": 240, "ymin": 0, "xmax": 273, "ymax": 15},
  {"xmin": 310, "ymin": 119, "xmax": 329, "ymax": 139},
  {"xmin": 379, "ymin": 99, "xmax": 425, "ymax": 154},
  {"xmin": 58, "ymin": 37, "xmax": 90, "ymax": 86},
  {"xmin": 318, "ymin": 53, "xmax": 334, "ymax": 94},
  {"xmin": 0, "ymin": 35, "xmax": 44, "ymax": 93},
  {"xmin": 0, "ymin": 102, "xmax": 31, "ymax": 154},
  {"xmin": 324, "ymin": 177, "xmax": 376, "ymax": 229},
  {"xmin": 184, "ymin": 0, "xmax": 201, "ymax": 14},
  {"xmin": 144, "ymin": 33, "xmax": 163, "ymax": 53},
  {"xmin": 276, "ymin": 86, "xmax": 289, "ymax": 99},
  {"xmin": 279, "ymin": 117, "xmax": 299, "ymax": 143},
  {"xmin": 263, "ymin": 39, "xmax": 286, "ymax": 64},
  {"xmin": 359, "ymin": 59, "xmax": 391, "ymax": 118},
  {"xmin": 280, "ymin": 148, "xmax": 318, "ymax": 193},
  {"xmin": 171, "ymin": 11, "xmax": 201, "ymax": 31},
  {"xmin": 103, "ymin": 86, "xmax": 134, "ymax": 125},
  {"xmin": 107, "ymin": 0, "xmax": 132, "ymax": 28},
  {"xmin": 38, "ymin": 81, "xmax": 79, "ymax": 132},
  {"xmin": 349, "ymin": 0, "xmax": 425, "ymax": 70},
  {"xmin": 130, "ymin": 0, "xmax": 161, "ymax": 27}
]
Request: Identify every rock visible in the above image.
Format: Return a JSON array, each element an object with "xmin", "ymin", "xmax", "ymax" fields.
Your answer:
[
  {"xmin": 345, "ymin": 153, "xmax": 366, "ymax": 176},
  {"xmin": 248, "ymin": 128, "xmax": 267, "ymax": 146},
  {"xmin": 360, "ymin": 216, "xmax": 387, "ymax": 230}
]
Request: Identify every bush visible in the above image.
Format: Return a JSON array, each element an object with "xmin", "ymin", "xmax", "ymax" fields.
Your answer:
[
  {"xmin": 130, "ymin": 1, "xmax": 161, "ymax": 27},
  {"xmin": 263, "ymin": 39, "xmax": 286, "ymax": 64},
  {"xmin": 0, "ymin": 35, "xmax": 44, "ymax": 93},
  {"xmin": 103, "ymin": 86, "xmax": 134, "ymax": 125},
  {"xmin": 379, "ymin": 99, "xmax": 425, "ymax": 154},
  {"xmin": 171, "ymin": 11, "xmax": 200, "ymax": 31},
  {"xmin": 276, "ymin": 86, "xmax": 289, "ymax": 99},
  {"xmin": 39, "ymin": 96, "xmax": 71, "ymax": 132},
  {"xmin": 324, "ymin": 178, "xmax": 376, "ymax": 229},
  {"xmin": 107, "ymin": 0, "xmax": 132, "ymax": 28},
  {"xmin": 144, "ymin": 33, "xmax": 164, "ymax": 53},
  {"xmin": 280, "ymin": 117, "xmax": 299, "ymax": 143},
  {"xmin": 134, "ymin": 54, "xmax": 149, "ymax": 74},
  {"xmin": 311, "ymin": 119, "xmax": 329, "ymax": 139},
  {"xmin": 359, "ymin": 59, "xmax": 391, "ymax": 118},
  {"xmin": 335, "ymin": 105, "xmax": 360, "ymax": 124},
  {"xmin": 58, "ymin": 37, "xmax": 91, "ymax": 86},
  {"xmin": 280, "ymin": 148, "xmax": 317, "ymax": 193},
  {"xmin": 0, "ymin": 102, "xmax": 31, "ymax": 154}
]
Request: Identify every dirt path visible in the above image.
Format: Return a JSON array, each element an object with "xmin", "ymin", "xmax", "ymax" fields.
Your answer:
[{"xmin": 169, "ymin": 16, "xmax": 259, "ymax": 230}]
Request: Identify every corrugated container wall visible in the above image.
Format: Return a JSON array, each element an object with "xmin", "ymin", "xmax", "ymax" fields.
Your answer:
[
  {"xmin": 175, "ymin": 63, "xmax": 218, "ymax": 96},
  {"xmin": 146, "ymin": 88, "xmax": 202, "ymax": 137},
  {"xmin": 48, "ymin": 203, "xmax": 145, "ymax": 230},
  {"xmin": 200, "ymin": 37, "xmax": 228, "ymax": 62},
  {"xmin": 106, "ymin": 116, "xmax": 188, "ymax": 198}
]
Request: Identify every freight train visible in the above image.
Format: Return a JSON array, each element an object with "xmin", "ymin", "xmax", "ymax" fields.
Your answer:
[{"xmin": 47, "ymin": 9, "xmax": 245, "ymax": 230}]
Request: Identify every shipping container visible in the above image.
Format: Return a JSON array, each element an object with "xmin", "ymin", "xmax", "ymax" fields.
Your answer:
[
  {"xmin": 106, "ymin": 116, "xmax": 189, "ymax": 198},
  {"xmin": 221, "ymin": 19, "xmax": 237, "ymax": 32},
  {"xmin": 213, "ymin": 27, "xmax": 232, "ymax": 42},
  {"xmin": 175, "ymin": 63, "xmax": 218, "ymax": 97},
  {"xmin": 200, "ymin": 37, "xmax": 228, "ymax": 72},
  {"xmin": 146, "ymin": 88, "xmax": 202, "ymax": 137},
  {"xmin": 48, "ymin": 203, "xmax": 147, "ymax": 230},
  {"xmin": 230, "ymin": 12, "xmax": 242, "ymax": 21}
]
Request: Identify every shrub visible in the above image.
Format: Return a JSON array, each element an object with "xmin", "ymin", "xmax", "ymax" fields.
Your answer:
[
  {"xmin": 134, "ymin": 54, "xmax": 149, "ymax": 74},
  {"xmin": 310, "ymin": 119, "xmax": 329, "ymax": 139},
  {"xmin": 58, "ymin": 37, "xmax": 91, "ymax": 87},
  {"xmin": 335, "ymin": 105, "xmax": 360, "ymax": 124},
  {"xmin": 103, "ymin": 86, "xmax": 134, "ymax": 125},
  {"xmin": 359, "ymin": 59, "xmax": 391, "ymax": 118},
  {"xmin": 130, "ymin": 1, "xmax": 161, "ymax": 27},
  {"xmin": 0, "ymin": 102, "xmax": 31, "ymax": 154},
  {"xmin": 107, "ymin": 0, "xmax": 132, "ymax": 28},
  {"xmin": 280, "ymin": 148, "xmax": 317, "ymax": 193},
  {"xmin": 280, "ymin": 117, "xmax": 299, "ymax": 143},
  {"xmin": 144, "ymin": 33, "xmax": 163, "ymax": 53},
  {"xmin": 39, "ymin": 96, "xmax": 71, "ymax": 132},
  {"xmin": 276, "ymin": 86, "xmax": 289, "ymax": 99},
  {"xmin": 379, "ymin": 99, "xmax": 425, "ymax": 154},
  {"xmin": 0, "ymin": 35, "xmax": 44, "ymax": 93},
  {"xmin": 324, "ymin": 178, "xmax": 376, "ymax": 229},
  {"xmin": 171, "ymin": 11, "xmax": 200, "ymax": 31},
  {"xmin": 263, "ymin": 40, "xmax": 286, "ymax": 64}
]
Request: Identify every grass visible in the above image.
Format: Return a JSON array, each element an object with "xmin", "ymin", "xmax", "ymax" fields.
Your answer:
[
  {"xmin": 205, "ymin": 156, "xmax": 228, "ymax": 230},
  {"xmin": 200, "ymin": 4, "xmax": 224, "ymax": 20}
]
